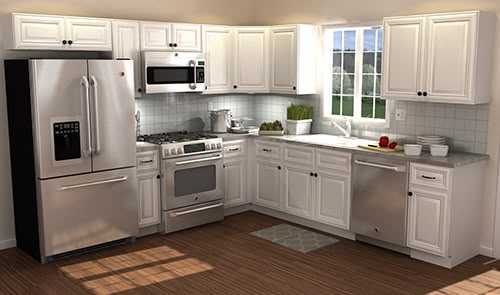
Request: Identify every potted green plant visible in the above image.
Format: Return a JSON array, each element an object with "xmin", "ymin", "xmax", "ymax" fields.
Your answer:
[{"xmin": 286, "ymin": 104, "xmax": 313, "ymax": 135}]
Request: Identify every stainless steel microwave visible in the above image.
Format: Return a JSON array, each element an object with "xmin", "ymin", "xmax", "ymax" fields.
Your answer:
[{"xmin": 143, "ymin": 51, "xmax": 205, "ymax": 94}]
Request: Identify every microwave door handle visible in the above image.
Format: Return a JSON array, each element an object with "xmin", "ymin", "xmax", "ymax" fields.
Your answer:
[
  {"xmin": 90, "ymin": 76, "xmax": 101, "ymax": 154},
  {"xmin": 80, "ymin": 76, "xmax": 92, "ymax": 157},
  {"xmin": 189, "ymin": 60, "xmax": 197, "ymax": 90}
]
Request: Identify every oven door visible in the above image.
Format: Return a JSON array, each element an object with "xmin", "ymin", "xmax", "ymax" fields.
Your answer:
[
  {"xmin": 162, "ymin": 153, "xmax": 224, "ymax": 210},
  {"xmin": 145, "ymin": 65, "xmax": 204, "ymax": 93}
]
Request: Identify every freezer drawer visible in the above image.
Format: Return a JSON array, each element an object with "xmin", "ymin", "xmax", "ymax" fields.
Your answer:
[{"xmin": 37, "ymin": 167, "xmax": 138, "ymax": 257}]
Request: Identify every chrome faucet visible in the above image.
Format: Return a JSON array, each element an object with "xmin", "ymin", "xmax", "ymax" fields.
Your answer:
[{"xmin": 332, "ymin": 118, "xmax": 352, "ymax": 137}]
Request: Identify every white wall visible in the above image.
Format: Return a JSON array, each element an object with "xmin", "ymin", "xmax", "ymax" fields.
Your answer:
[{"xmin": 0, "ymin": 0, "xmax": 499, "ymax": 255}]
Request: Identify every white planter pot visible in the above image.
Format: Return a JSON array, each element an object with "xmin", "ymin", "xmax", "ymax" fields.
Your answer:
[{"xmin": 286, "ymin": 119, "xmax": 312, "ymax": 135}]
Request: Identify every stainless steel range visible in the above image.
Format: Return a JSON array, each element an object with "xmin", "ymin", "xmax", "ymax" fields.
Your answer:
[{"xmin": 138, "ymin": 132, "xmax": 224, "ymax": 233}]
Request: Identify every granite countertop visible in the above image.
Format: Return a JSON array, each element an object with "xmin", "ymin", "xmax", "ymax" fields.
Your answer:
[{"xmin": 136, "ymin": 142, "xmax": 158, "ymax": 153}]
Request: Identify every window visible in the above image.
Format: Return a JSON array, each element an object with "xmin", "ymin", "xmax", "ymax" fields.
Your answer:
[{"xmin": 323, "ymin": 26, "xmax": 388, "ymax": 122}]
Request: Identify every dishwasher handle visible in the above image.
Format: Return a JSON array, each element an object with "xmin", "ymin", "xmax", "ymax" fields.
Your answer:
[{"xmin": 354, "ymin": 160, "xmax": 406, "ymax": 172}]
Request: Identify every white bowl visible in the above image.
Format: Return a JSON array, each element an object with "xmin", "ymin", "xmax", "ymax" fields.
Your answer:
[
  {"xmin": 430, "ymin": 144, "xmax": 449, "ymax": 157},
  {"xmin": 404, "ymin": 144, "xmax": 422, "ymax": 156}
]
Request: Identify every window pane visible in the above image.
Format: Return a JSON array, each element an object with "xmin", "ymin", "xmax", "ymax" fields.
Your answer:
[
  {"xmin": 363, "ymin": 29, "xmax": 376, "ymax": 51},
  {"xmin": 332, "ymin": 95, "xmax": 341, "ymax": 115},
  {"xmin": 375, "ymin": 75, "xmax": 381, "ymax": 96},
  {"xmin": 332, "ymin": 53, "xmax": 342, "ymax": 70},
  {"xmin": 361, "ymin": 96, "xmax": 374, "ymax": 118},
  {"xmin": 377, "ymin": 29, "xmax": 383, "ymax": 51},
  {"xmin": 362, "ymin": 75, "xmax": 374, "ymax": 96},
  {"xmin": 343, "ymin": 53, "xmax": 355, "ymax": 73},
  {"xmin": 332, "ymin": 74, "xmax": 341, "ymax": 94},
  {"xmin": 375, "ymin": 97, "xmax": 386, "ymax": 119},
  {"xmin": 342, "ymin": 74, "xmax": 355, "ymax": 94},
  {"xmin": 344, "ymin": 30, "xmax": 356, "ymax": 51},
  {"xmin": 362, "ymin": 52, "xmax": 375, "ymax": 73},
  {"xmin": 342, "ymin": 96, "xmax": 354, "ymax": 116},
  {"xmin": 376, "ymin": 52, "xmax": 382, "ymax": 74},
  {"xmin": 333, "ymin": 31, "xmax": 342, "ymax": 52}
]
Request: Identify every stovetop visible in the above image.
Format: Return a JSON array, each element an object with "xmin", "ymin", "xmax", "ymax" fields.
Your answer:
[{"xmin": 137, "ymin": 131, "xmax": 218, "ymax": 145}]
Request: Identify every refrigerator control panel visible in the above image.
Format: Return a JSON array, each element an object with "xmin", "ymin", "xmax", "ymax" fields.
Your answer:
[{"xmin": 53, "ymin": 121, "xmax": 81, "ymax": 161}]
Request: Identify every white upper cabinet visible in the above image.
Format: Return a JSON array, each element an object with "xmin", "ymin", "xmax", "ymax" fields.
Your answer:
[
  {"xmin": 270, "ymin": 25, "xmax": 317, "ymax": 95},
  {"xmin": 202, "ymin": 26, "xmax": 233, "ymax": 93},
  {"xmin": 5, "ymin": 13, "xmax": 111, "ymax": 50},
  {"xmin": 233, "ymin": 27, "xmax": 269, "ymax": 93},
  {"xmin": 140, "ymin": 22, "xmax": 201, "ymax": 51},
  {"xmin": 112, "ymin": 20, "xmax": 142, "ymax": 96},
  {"xmin": 382, "ymin": 11, "xmax": 494, "ymax": 104}
]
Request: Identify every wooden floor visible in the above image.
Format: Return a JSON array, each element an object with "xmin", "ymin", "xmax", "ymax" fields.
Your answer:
[{"xmin": 1, "ymin": 211, "xmax": 500, "ymax": 295}]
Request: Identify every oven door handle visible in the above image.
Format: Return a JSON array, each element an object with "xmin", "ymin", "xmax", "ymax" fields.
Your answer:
[
  {"xmin": 169, "ymin": 202, "xmax": 223, "ymax": 217},
  {"xmin": 175, "ymin": 154, "xmax": 223, "ymax": 166}
]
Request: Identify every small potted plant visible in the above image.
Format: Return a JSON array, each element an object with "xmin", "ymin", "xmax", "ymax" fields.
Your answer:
[{"xmin": 286, "ymin": 104, "xmax": 313, "ymax": 135}]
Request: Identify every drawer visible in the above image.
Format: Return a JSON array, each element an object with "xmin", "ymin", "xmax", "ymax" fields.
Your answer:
[
  {"xmin": 255, "ymin": 140, "xmax": 282, "ymax": 160},
  {"xmin": 137, "ymin": 150, "xmax": 159, "ymax": 171},
  {"xmin": 284, "ymin": 144, "xmax": 314, "ymax": 166},
  {"xmin": 315, "ymin": 149, "xmax": 351, "ymax": 173},
  {"xmin": 223, "ymin": 140, "xmax": 245, "ymax": 158},
  {"xmin": 410, "ymin": 163, "xmax": 451, "ymax": 191}
]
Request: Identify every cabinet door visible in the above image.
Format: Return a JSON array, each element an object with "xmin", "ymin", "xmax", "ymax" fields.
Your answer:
[
  {"xmin": 315, "ymin": 171, "xmax": 350, "ymax": 230},
  {"xmin": 224, "ymin": 157, "xmax": 247, "ymax": 208},
  {"xmin": 233, "ymin": 27, "xmax": 269, "ymax": 92},
  {"xmin": 382, "ymin": 17, "xmax": 426, "ymax": 100},
  {"xmin": 137, "ymin": 171, "xmax": 161, "ymax": 228},
  {"xmin": 112, "ymin": 20, "xmax": 142, "ymax": 96},
  {"xmin": 65, "ymin": 17, "xmax": 112, "ymax": 50},
  {"xmin": 255, "ymin": 159, "xmax": 281, "ymax": 209},
  {"xmin": 140, "ymin": 22, "xmax": 172, "ymax": 50},
  {"xmin": 407, "ymin": 188, "xmax": 448, "ymax": 257},
  {"xmin": 203, "ymin": 26, "xmax": 233, "ymax": 93},
  {"xmin": 270, "ymin": 26, "xmax": 297, "ymax": 93},
  {"xmin": 11, "ymin": 14, "xmax": 66, "ymax": 49},
  {"xmin": 172, "ymin": 24, "xmax": 202, "ymax": 51},
  {"xmin": 425, "ymin": 13, "xmax": 476, "ymax": 103},
  {"xmin": 283, "ymin": 164, "xmax": 313, "ymax": 218}
]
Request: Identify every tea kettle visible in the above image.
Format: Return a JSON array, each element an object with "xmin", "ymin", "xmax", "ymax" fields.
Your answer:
[{"xmin": 209, "ymin": 109, "xmax": 231, "ymax": 133}]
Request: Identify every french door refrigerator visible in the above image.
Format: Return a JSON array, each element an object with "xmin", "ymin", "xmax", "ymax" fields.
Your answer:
[{"xmin": 4, "ymin": 59, "xmax": 138, "ymax": 263}]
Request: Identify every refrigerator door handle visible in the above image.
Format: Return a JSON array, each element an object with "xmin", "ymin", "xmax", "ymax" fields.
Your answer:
[
  {"xmin": 90, "ymin": 76, "xmax": 101, "ymax": 155},
  {"xmin": 56, "ymin": 175, "xmax": 128, "ymax": 191},
  {"xmin": 80, "ymin": 76, "xmax": 92, "ymax": 157}
]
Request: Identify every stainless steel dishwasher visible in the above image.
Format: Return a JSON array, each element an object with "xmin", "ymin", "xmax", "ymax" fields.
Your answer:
[{"xmin": 351, "ymin": 154, "xmax": 409, "ymax": 248}]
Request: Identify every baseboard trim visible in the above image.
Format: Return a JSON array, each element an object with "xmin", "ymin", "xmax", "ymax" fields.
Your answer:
[
  {"xmin": 0, "ymin": 239, "xmax": 16, "ymax": 250},
  {"xmin": 479, "ymin": 245, "xmax": 493, "ymax": 257}
]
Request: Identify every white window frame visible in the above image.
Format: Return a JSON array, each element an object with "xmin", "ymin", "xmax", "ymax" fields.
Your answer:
[{"xmin": 320, "ymin": 22, "xmax": 390, "ymax": 128}]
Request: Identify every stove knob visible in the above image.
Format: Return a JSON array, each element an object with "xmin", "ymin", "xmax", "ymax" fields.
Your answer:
[
  {"xmin": 217, "ymin": 143, "xmax": 222, "ymax": 149},
  {"xmin": 205, "ymin": 144, "xmax": 211, "ymax": 150},
  {"xmin": 164, "ymin": 149, "xmax": 170, "ymax": 156},
  {"xmin": 211, "ymin": 143, "xmax": 216, "ymax": 149},
  {"xmin": 177, "ymin": 147, "xmax": 183, "ymax": 154},
  {"xmin": 171, "ymin": 148, "xmax": 177, "ymax": 155}
]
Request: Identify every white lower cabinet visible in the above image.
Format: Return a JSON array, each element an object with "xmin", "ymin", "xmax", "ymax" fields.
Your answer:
[
  {"xmin": 315, "ymin": 171, "xmax": 351, "ymax": 230},
  {"xmin": 407, "ymin": 188, "xmax": 448, "ymax": 256},
  {"xmin": 283, "ymin": 164, "xmax": 313, "ymax": 218},
  {"xmin": 255, "ymin": 159, "xmax": 282, "ymax": 210},
  {"xmin": 137, "ymin": 171, "xmax": 161, "ymax": 228},
  {"xmin": 223, "ymin": 157, "xmax": 247, "ymax": 208}
]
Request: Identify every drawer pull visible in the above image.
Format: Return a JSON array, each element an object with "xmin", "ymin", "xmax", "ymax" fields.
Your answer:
[
  {"xmin": 421, "ymin": 175, "xmax": 436, "ymax": 180},
  {"xmin": 262, "ymin": 148, "xmax": 272, "ymax": 152},
  {"xmin": 140, "ymin": 160, "xmax": 154, "ymax": 164},
  {"xmin": 228, "ymin": 148, "xmax": 240, "ymax": 152}
]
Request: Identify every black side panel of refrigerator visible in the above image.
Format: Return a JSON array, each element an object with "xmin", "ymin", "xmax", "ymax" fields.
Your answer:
[{"xmin": 4, "ymin": 60, "xmax": 41, "ymax": 262}]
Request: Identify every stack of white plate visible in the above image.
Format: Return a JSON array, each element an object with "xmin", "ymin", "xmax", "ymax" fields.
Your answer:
[{"xmin": 417, "ymin": 135, "xmax": 446, "ymax": 150}]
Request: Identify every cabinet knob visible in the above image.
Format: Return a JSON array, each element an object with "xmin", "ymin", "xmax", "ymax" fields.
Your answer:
[
  {"xmin": 223, "ymin": 164, "xmax": 226, "ymax": 168},
  {"xmin": 417, "ymin": 91, "xmax": 422, "ymax": 96},
  {"xmin": 156, "ymin": 175, "xmax": 160, "ymax": 179},
  {"xmin": 233, "ymin": 85, "xmax": 238, "ymax": 89},
  {"xmin": 138, "ymin": 88, "xmax": 142, "ymax": 93},
  {"xmin": 310, "ymin": 172, "xmax": 314, "ymax": 176},
  {"xmin": 277, "ymin": 166, "xmax": 281, "ymax": 170},
  {"xmin": 408, "ymin": 191, "xmax": 413, "ymax": 197},
  {"xmin": 62, "ymin": 40, "xmax": 67, "ymax": 45},
  {"xmin": 173, "ymin": 43, "xmax": 178, "ymax": 47},
  {"xmin": 205, "ymin": 86, "xmax": 208, "ymax": 90},
  {"xmin": 169, "ymin": 43, "xmax": 173, "ymax": 47},
  {"xmin": 68, "ymin": 40, "xmax": 73, "ymax": 45},
  {"xmin": 293, "ymin": 86, "xmax": 297, "ymax": 91},
  {"xmin": 314, "ymin": 173, "xmax": 318, "ymax": 177},
  {"xmin": 423, "ymin": 91, "xmax": 428, "ymax": 97}
]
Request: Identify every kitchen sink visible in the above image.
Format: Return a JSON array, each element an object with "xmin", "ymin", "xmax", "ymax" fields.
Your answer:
[{"xmin": 292, "ymin": 134, "xmax": 370, "ymax": 147}]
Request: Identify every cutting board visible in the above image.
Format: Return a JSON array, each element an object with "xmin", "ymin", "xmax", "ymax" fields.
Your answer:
[{"xmin": 358, "ymin": 144, "xmax": 404, "ymax": 153}]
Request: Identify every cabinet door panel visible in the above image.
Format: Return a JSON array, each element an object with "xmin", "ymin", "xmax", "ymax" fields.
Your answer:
[
  {"xmin": 137, "ymin": 171, "xmax": 161, "ymax": 228},
  {"xmin": 140, "ymin": 22, "xmax": 171, "ymax": 50},
  {"xmin": 315, "ymin": 171, "xmax": 350, "ymax": 229},
  {"xmin": 255, "ymin": 160, "xmax": 281, "ymax": 209},
  {"xmin": 382, "ymin": 17, "xmax": 426, "ymax": 99},
  {"xmin": 112, "ymin": 21, "xmax": 142, "ymax": 96},
  {"xmin": 425, "ymin": 14, "xmax": 476, "ymax": 102},
  {"xmin": 270, "ymin": 27, "xmax": 296, "ymax": 93},
  {"xmin": 224, "ymin": 158, "xmax": 247, "ymax": 208},
  {"xmin": 234, "ymin": 28, "xmax": 269, "ymax": 92},
  {"xmin": 203, "ymin": 26, "xmax": 233, "ymax": 93},
  {"xmin": 65, "ymin": 18, "xmax": 112, "ymax": 50},
  {"xmin": 407, "ymin": 189, "xmax": 448, "ymax": 256},
  {"xmin": 284, "ymin": 165, "xmax": 313, "ymax": 218},
  {"xmin": 13, "ymin": 14, "xmax": 66, "ymax": 49},
  {"xmin": 173, "ymin": 24, "xmax": 201, "ymax": 51}
]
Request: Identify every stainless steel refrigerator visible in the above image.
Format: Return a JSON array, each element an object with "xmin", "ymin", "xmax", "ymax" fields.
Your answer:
[{"xmin": 4, "ymin": 59, "xmax": 138, "ymax": 263}]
